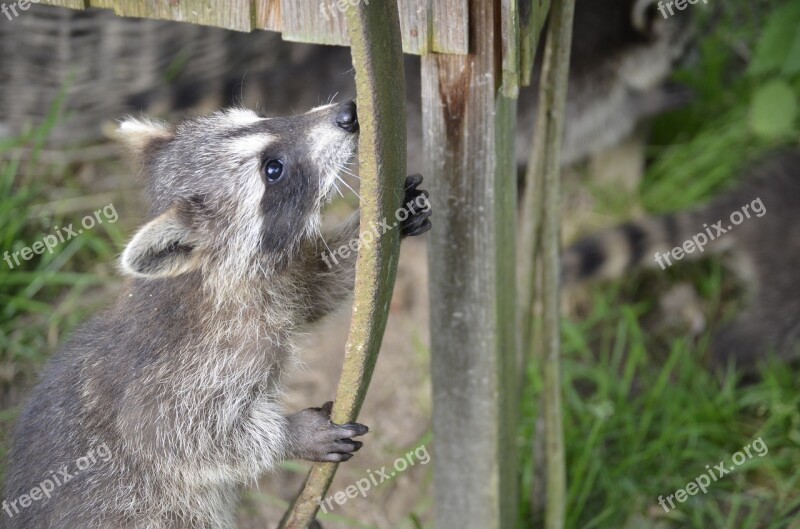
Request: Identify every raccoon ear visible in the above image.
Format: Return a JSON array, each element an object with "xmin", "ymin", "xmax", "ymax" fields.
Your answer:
[
  {"xmin": 631, "ymin": 0, "xmax": 662, "ymax": 37},
  {"xmin": 120, "ymin": 206, "xmax": 202, "ymax": 279},
  {"xmin": 114, "ymin": 117, "xmax": 174, "ymax": 158}
]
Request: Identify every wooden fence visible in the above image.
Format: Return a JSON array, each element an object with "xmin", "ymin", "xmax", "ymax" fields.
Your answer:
[{"xmin": 40, "ymin": 0, "xmax": 469, "ymax": 54}]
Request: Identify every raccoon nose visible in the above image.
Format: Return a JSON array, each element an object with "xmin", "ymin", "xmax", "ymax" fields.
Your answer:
[{"xmin": 335, "ymin": 101, "xmax": 359, "ymax": 133}]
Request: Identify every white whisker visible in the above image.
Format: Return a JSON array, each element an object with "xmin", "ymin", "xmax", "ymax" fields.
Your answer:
[
  {"xmin": 338, "ymin": 165, "xmax": 359, "ymax": 179},
  {"xmin": 335, "ymin": 173, "xmax": 361, "ymax": 199},
  {"xmin": 328, "ymin": 169, "xmax": 344, "ymax": 198}
]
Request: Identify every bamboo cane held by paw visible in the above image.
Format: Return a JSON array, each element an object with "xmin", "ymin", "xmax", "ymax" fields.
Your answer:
[{"xmin": 277, "ymin": 2, "xmax": 407, "ymax": 528}]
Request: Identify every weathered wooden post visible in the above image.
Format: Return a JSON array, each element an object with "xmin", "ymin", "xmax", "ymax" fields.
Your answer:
[{"xmin": 422, "ymin": 1, "xmax": 520, "ymax": 527}]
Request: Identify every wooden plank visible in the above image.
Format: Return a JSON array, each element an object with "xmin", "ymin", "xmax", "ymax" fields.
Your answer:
[
  {"xmin": 109, "ymin": 0, "xmax": 254, "ymax": 32},
  {"xmin": 280, "ymin": 0, "xmax": 348, "ymax": 46},
  {"xmin": 422, "ymin": 0, "xmax": 518, "ymax": 526},
  {"xmin": 398, "ymin": 0, "xmax": 429, "ymax": 54},
  {"xmin": 431, "ymin": 0, "xmax": 468, "ymax": 54},
  {"xmin": 281, "ymin": 0, "xmax": 429, "ymax": 53},
  {"xmin": 39, "ymin": 0, "xmax": 87, "ymax": 9},
  {"xmin": 254, "ymin": 0, "xmax": 281, "ymax": 32},
  {"xmin": 501, "ymin": 0, "xmax": 521, "ymax": 97},
  {"xmin": 35, "ymin": 0, "xmax": 456, "ymax": 55},
  {"xmin": 90, "ymin": 0, "xmax": 116, "ymax": 8},
  {"xmin": 277, "ymin": 0, "xmax": 407, "ymax": 526}
]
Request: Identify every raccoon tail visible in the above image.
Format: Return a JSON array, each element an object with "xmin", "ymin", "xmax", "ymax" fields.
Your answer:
[{"xmin": 562, "ymin": 210, "xmax": 725, "ymax": 284}]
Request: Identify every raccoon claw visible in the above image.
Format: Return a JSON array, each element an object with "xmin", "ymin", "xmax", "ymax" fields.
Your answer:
[
  {"xmin": 404, "ymin": 173, "xmax": 424, "ymax": 191},
  {"xmin": 286, "ymin": 402, "xmax": 369, "ymax": 463},
  {"xmin": 401, "ymin": 174, "xmax": 432, "ymax": 237}
]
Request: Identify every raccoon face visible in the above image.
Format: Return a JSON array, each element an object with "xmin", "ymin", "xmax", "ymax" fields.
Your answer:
[{"xmin": 115, "ymin": 101, "xmax": 359, "ymax": 279}]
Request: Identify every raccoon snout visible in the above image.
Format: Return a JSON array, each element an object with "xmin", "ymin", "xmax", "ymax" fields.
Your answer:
[{"xmin": 335, "ymin": 100, "xmax": 359, "ymax": 133}]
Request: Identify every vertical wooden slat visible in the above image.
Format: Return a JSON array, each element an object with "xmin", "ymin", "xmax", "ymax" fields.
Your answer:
[
  {"xmin": 280, "ymin": 0, "xmax": 348, "ymax": 46},
  {"xmin": 398, "ymin": 0, "xmax": 429, "ymax": 54},
  {"xmin": 255, "ymin": 0, "xmax": 282, "ymax": 32},
  {"xmin": 90, "ymin": 0, "xmax": 116, "ymax": 9},
  {"xmin": 39, "ymin": 0, "xmax": 87, "ymax": 9},
  {"xmin": 495, "ymin": 92, "xmax": 520, "ymax": 529},
  {"xmin": 282, "ymin": 0, "xmax": 434, "ymax": 53},
  {"xmin": 423, "ymin": 0, "xmax": 518, "ymax": 527},
  {"xmin": 110, "ymin": 0, "xmax": 255, "ymax": 32},
  {"xmin": 430, "ymin": 0, "xmax": 468, "ymax": 54},
  {"xmin": 501, "ymin": 0, "xmax": 521, "ymax": 98}
]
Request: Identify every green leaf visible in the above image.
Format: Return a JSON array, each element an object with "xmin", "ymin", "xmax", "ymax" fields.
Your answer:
[
  {"xmin": 782, "ymin": 31, "xmax": 800, "ymax": 75},
  {"xmin": 749, "ymin": 2, "xmax": 800, "ymax": 76},
  {"xmin": 749, "ymin": 80, "xmax": 798, "ymax": 139}
]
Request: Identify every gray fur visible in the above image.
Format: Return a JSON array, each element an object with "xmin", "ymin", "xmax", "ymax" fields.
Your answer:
[
  {"xmin": 516, "ymin": 0, "xmax": 694, "ymax": 165},
  {"xmin": 4, "ymin": 102, "xmax": 430, "ymax": 528},
  {"xmin": 563, "ymin": 150, "xmax": 800, "ymax": 370}
]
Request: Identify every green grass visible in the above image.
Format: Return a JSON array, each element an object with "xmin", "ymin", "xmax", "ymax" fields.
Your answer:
[
  {"xmin": 519, "ymin": 1, "xmax": 800, "ymax": 527},
  {"xmin": 519, "ymin": 283, "xmax": 800, "ymax": 528},
  {"xmin": 0, "ymin": 96, "xmax": 125, "ymax": 483}
]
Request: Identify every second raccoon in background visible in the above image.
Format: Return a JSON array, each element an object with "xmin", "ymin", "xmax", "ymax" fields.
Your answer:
[{"xmin": 563, "ymin": 150, "xmax": 800, "ymax": 371}]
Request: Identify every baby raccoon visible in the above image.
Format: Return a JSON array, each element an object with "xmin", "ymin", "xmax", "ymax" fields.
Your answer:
[
  {"xmin": 563, "ymin": 150, "xmax": 800, "ymax": 371},
  {"xmin": 4, "ymin": 101, "xmax": 431, "ymax": 528},
  {"xmin": 517, "ymin": 0, "xmax": 694, "ymax": 165}
]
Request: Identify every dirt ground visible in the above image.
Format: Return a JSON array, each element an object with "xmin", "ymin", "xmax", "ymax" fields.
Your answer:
[{"xmin": 238, "ymin": 238, "xmax": 435, "ymax": 529}]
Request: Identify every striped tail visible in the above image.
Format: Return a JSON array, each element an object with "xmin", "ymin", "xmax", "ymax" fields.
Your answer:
[{"xmin": 562, "ymin": 210, "xmax": 726, "ymax": 284}]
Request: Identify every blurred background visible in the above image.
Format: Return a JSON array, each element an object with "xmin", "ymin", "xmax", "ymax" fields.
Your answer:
[{"xmin": 0, "ymin": 0, "xmax": 798, "ymax": 528}]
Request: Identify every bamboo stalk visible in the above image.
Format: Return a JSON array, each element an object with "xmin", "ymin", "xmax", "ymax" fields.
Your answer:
[
  {"xmin": 276, "ymin": 2, "xmax": 407, "ymax": 528},
  {"xmin": 541, "ymin": 1, "xmax": 575, "ymax": 526},
  {"xmin": 518, "ymin": 0, "xmax": 576, "ymax": 527}
]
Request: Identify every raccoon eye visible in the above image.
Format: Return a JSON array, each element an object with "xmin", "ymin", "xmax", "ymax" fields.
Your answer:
[{"xmin": 263, "ymin": 159, "xmax": 285, "ymax": 183}]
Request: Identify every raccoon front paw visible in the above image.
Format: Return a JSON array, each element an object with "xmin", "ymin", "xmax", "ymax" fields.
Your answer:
[
  {"xmin": 287, "ymin": 401, "xmax": 368, "ymax": 463},
  {"xmin": 400, "ymin": 174, "xmax": 432, "ymax": 237}
]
